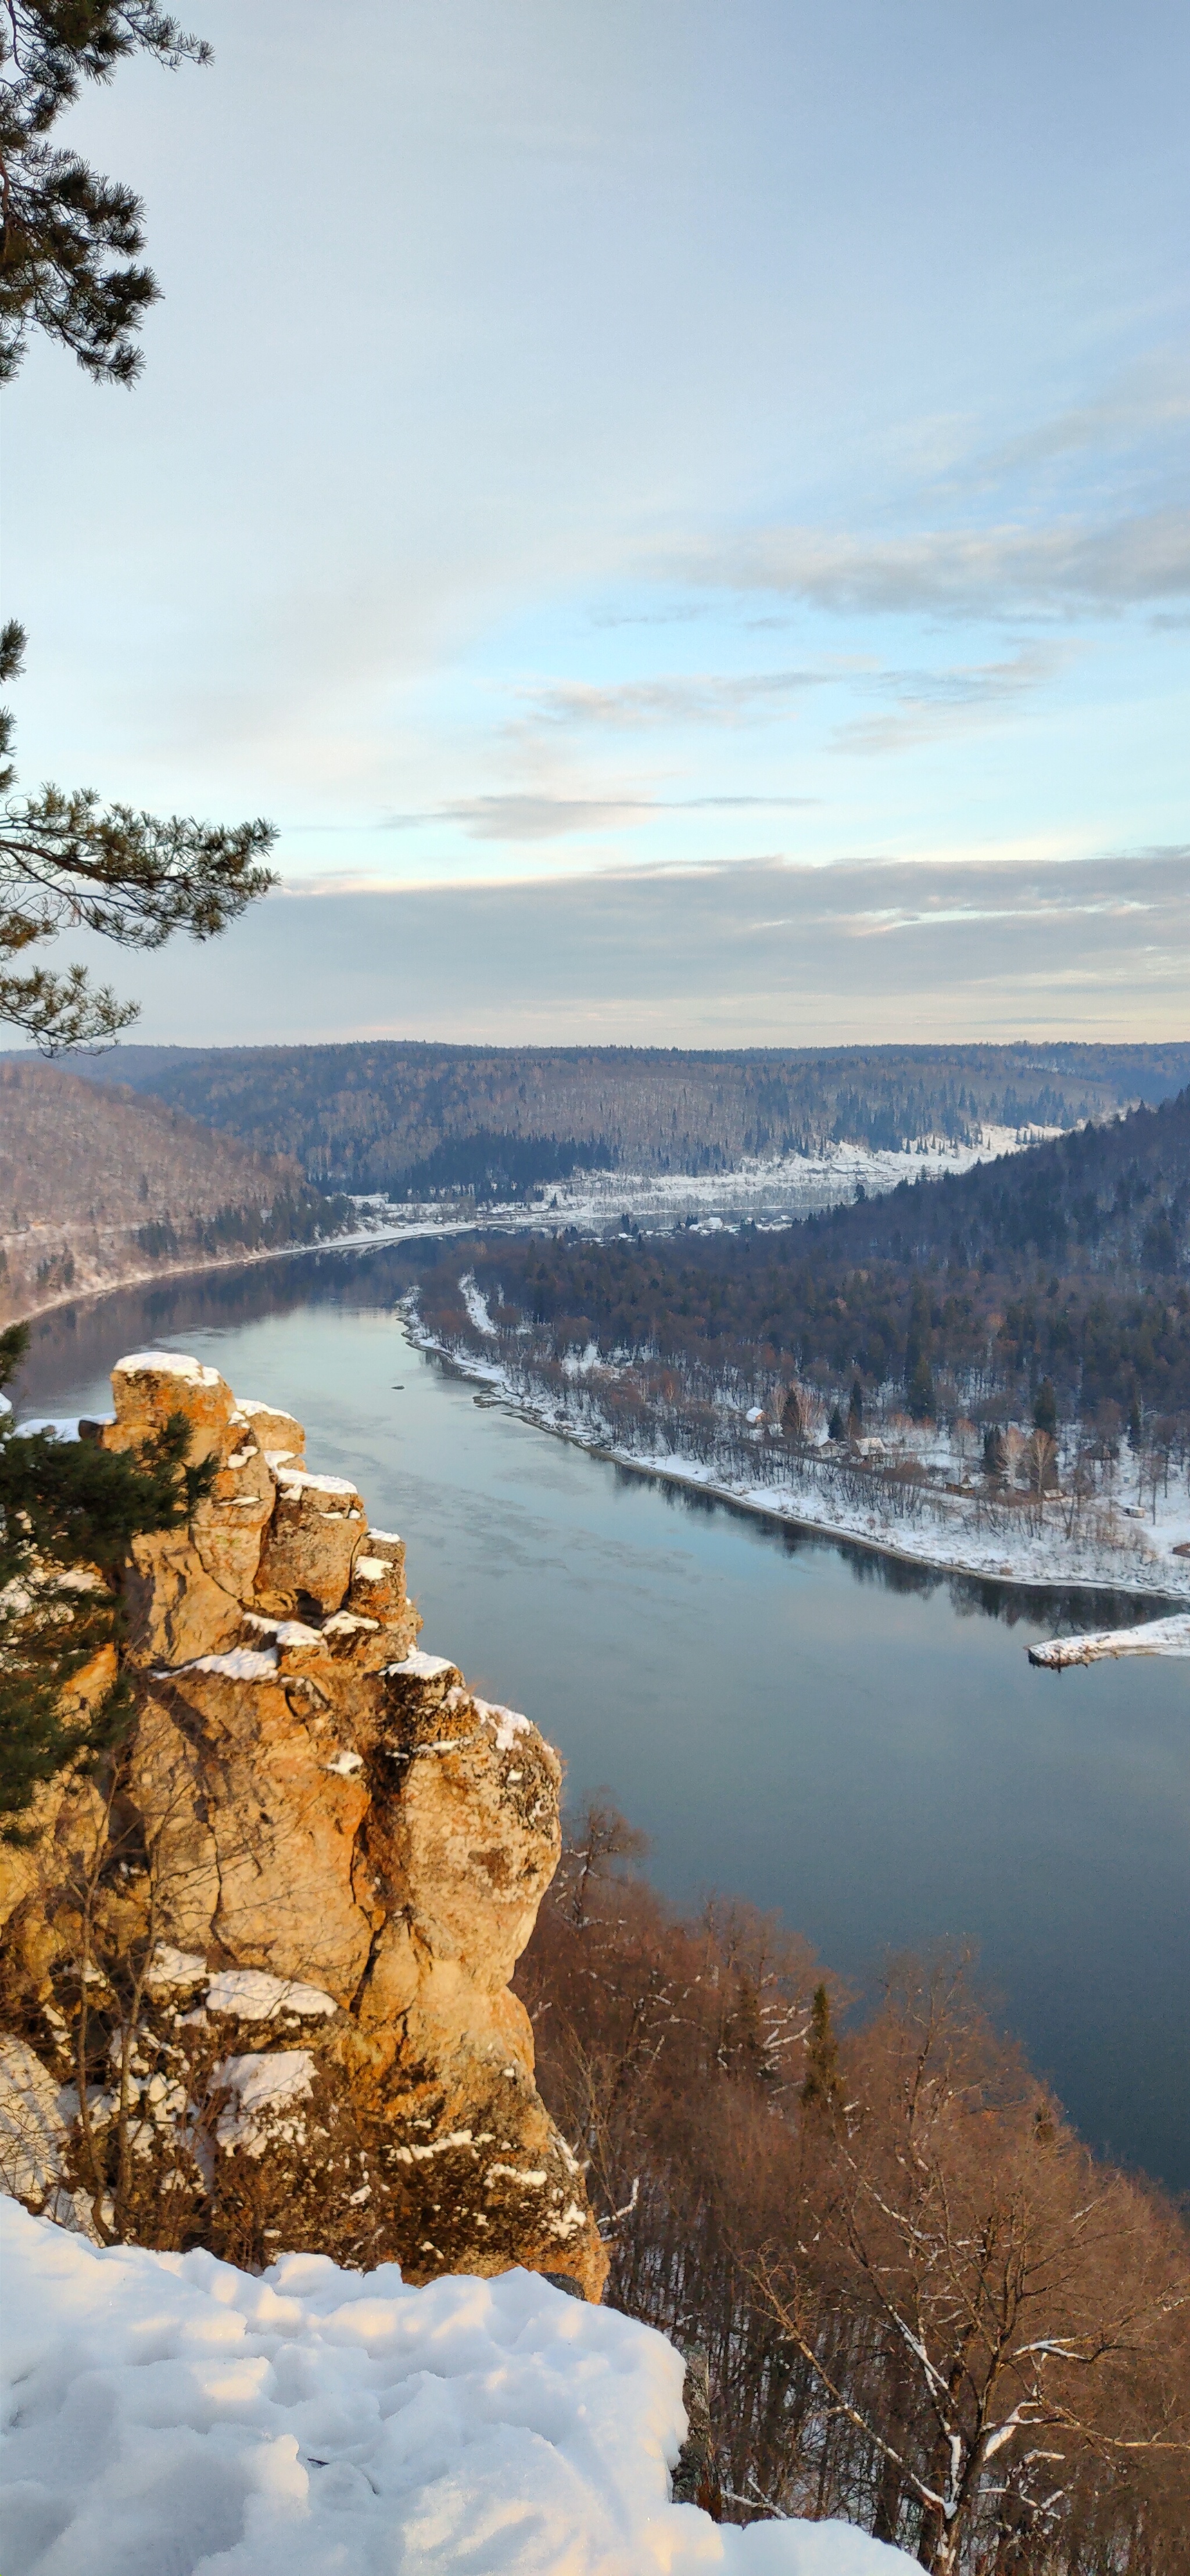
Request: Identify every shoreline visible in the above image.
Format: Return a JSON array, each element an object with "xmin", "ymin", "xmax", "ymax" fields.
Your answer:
[
  {"xmin": 1028, "ymin": 1613, "xmax": 1190, "ymax": 1668},
  {"xmin": 1, "ymin": 1211, "xmax": 499, "ymax": 1335},
  {"xmin": 2, "ymin": 1123, "xmax": 1083, "ymax": 1336},
  {"xmin": 406, "ymin": 1319, "xmax": 1190, "ymax": 1619},
  {"xmin": 14, "ymin": 1240, "xmax": 1187, "ymax": 1627}
]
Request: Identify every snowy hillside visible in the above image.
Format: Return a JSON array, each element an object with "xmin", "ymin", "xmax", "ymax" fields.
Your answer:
[{"xmin": 0, "ymin": 2200, "xmax": 906, "ymax": 2576}]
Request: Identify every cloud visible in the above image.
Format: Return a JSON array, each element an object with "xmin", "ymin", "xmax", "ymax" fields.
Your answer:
[
  {"xmin": 675, "ymin": 506, "xmax": 1190, "ymax": 618},
  {"xmin": 957, "ymin": 354, "xmax": 1190, "ymax": 485},
  {"xmin": 834, "ymin": 642, "xmax": 1078, "ymax": 755},
  {"xmin": 52, "ymin": 847, "xmax": 1190, "ymax": 1049},
  {"xmin": 515, "ymin": 669, "xmax": 824, "ymax": 732},
  {"xmin": 380, "ymin": 791, "xmax": 814, "ymax": 842}
]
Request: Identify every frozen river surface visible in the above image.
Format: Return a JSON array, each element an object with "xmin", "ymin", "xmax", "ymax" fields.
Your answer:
[{"xmin": 18, "ymin": 1248, "xmax": 1189, "ymax": 2191}]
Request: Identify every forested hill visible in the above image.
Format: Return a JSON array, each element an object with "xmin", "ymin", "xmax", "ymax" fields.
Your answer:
[
  {"xmin": 56, "ymin": 1040, "xmax": 1190, "ymax": 1195},
  {"xmin": 448, "ymin": 1086, "xmax": 1190, "ymax": 1422},
  {"xmin": 0, "ymin": 1063, "xmax": 349, "ymax": 1324},
  {"xmin": 813, "ymin": 1080, "xmax": 1190, "ymax": 1275}
]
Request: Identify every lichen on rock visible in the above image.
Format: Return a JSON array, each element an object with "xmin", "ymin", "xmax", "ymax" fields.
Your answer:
[{"xmin": 0, "ymin": 1351, "xmax": 607, "ymax": 2301}]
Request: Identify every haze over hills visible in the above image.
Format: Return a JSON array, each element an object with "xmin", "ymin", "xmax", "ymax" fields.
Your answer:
[
  {"xmin": 0, "ymin": 1062, "xmax": 345, "ymax": 1327},
  {"xmin": 59, "ymin": 1040, "xmax": 1190, "ymax": 1198}
]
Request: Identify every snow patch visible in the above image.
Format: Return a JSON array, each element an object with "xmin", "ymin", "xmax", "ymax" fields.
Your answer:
[
  {"xmin": 459, "ymin": 1269, "xmax": 496, "ymax": 1334},
  {"xmin": 473, "ymin": 1695, "xmax": 532, "ymax": 1751},
  {"xmin": 214, "ymin": 2051, "xmax": 317, "ymax": 2153},
  {"xmin": 145, "ymin": 1946, "xmax": 207, "ymax": 1988},
  {"xmin": 206, "ymin": 1973, "xmax": 337, "ymax": 2021},
  {"xmin": 113, "ymin": 1350, "xmax": 222, "ymax": 1386},
  {"xmin": 0, "ymin": 2200, "xmax": 910, "ymax": 2574},
  {"xmin": 185, "ymin": 1648, "xmax": 279, "ymax": 1683},
  {"xmin": 0, "ymin": 2047, "xmax": 98, "ymax": 2239},
  {"xmin": 1029, "ymin": 1612, "xmax": 1190, "ymax": 1667},
  {"xmin": 275, "ymin": 1469, "xmax": 360, "ymax": 1501}
]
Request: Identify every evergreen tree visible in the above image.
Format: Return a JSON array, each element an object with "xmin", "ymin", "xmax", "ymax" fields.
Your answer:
[
  {"xmin": 1033, "ymin": 1375, "xmax": 1058, "ymax": 1436},
  {"xmin": 1, "ymin": 11, "xmax": 276, "ymax": 1047},
  {"xmin": 847, "ymin": 1376, "xmax": 863, "ymax": 1436},
  {"xmin": 801, "ymin": 1982, "xmax": 841, "ymax": 2113},
  {"xmin": 0, "ymin": 1324, "xmax": 215, "ymax": 1834},
  {"xmin": 1, "ymin": 3, "xmax": 212, "ymax": 386},
  {"xmin": 1, "ymin": 620, "xmax": 275, "ymax": 1048},
  {"xmin": 908, "ymin": 1353, "xmax": 935, "ymax": 1421},
  {"xmin": 780, "ymin": 1384, "xmax": 805, "ymax": 1443},
  {"xmin": 827, "ymin": 1401, "xmax": 845, "ymax": 1441},
  {"xmin": 904, "ymin": 1273, "xmax": 931, "ymax": 1402},
  {"xmin": 0, "ymin": 10, "xmax": 274, "ymax": 1803}
]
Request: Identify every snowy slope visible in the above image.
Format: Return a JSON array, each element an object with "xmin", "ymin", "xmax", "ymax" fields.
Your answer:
[{"xmin": 0, "ymin": 2201, "xmax": 906, "ymax": 2576}]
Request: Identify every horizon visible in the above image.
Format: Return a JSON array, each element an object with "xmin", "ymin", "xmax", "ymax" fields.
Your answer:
[{"xmin": 3, "ymin": 0, "xmax": 1188, "ymax": 1047}]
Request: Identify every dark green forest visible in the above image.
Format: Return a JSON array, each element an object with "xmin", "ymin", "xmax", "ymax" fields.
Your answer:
[
  {"xmin": 53, "ymin": 1040, "xmax": 1190, "ymax": 1195},
  {"xmin": 448, "ymin": 1086, "xmax": 1190, "ymax": 1424}
]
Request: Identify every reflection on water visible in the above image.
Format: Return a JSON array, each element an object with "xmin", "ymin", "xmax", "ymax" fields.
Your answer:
[{"xmin": 16, "ymin": 1249, "xmax": 1190, "ymax": 2190}]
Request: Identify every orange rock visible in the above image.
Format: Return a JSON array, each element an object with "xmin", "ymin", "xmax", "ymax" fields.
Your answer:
[{"xmin": 3, "ymin": 1352, "xmax": 607, "ymax": 2302}]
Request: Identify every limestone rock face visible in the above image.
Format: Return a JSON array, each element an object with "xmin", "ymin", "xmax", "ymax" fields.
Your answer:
[
  {"xmin": 1, "ymin": 1352, "xmax": 606, "ymax": 2301},
  {"xmin": 105, "ymin": 1350, "xmax": 236, "ymax": 1463}
]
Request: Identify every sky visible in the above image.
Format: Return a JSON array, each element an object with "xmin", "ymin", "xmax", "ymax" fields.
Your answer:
[{"xmin": 4, "ymin": 0, "xmax": 1188, "ymax": 1046}]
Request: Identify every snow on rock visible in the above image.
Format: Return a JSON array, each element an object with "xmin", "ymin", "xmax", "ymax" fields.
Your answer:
[
  {"xmin": 0, "ymin": 2047, "xmax": 97, "ymax": 2239},
  {"xmin": 205, "ymin": 1971, "xmax": 338, "ymax": 2021},
  {"xmin": 385, "ymin": 1648, "xmax": 457, "ymax": 1681},
  {"xmin": 214, "ymin": 2051, "xmax": 317, "ymax": 2153},
  {"xmin": 113, "ymin": 1349, "xmax": 224, "ymax": 1384},
  {"xmin": 274, "ymin": 1468, "xmax": 361, "ymax": 1501},
  {"xmin": 12, "ymin": 1417, "xmax": 81, "ymax": 1442},
  {"xmin": 0, "ymin": 2200, "xmax": 909, "ymax": 2576},
  {"xmin": 185, "ymin": 1647, "xmax": 281, "ymax": 1683},
  {"xmin": 145, "ymin": 1946, "xmax": 207, "ymax": 1988},
  {"xmin": 472, "ymin": 1695, "xmax": 532, "ymax": 1751},
  {"xmin": 1028, "ymin": 1612, "xmax": 1190, "ymax": 1668}
]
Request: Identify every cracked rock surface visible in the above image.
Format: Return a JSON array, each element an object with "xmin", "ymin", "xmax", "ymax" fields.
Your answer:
[{"xmin": 0, "ymin": 1352, "xmax": 607, "ymax": 2300}]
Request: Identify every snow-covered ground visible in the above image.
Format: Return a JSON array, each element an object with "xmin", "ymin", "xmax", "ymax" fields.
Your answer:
[
  {"xmin": 0, "ymin": 2200, "xmax": 906, "ymax": 2576},
  {"xmin": 351, "ymin": 1125, "xmax": 1059, "ymax": 1245},
  {"xmin": 1028, "ymin": 1612, "xmax": 1190, "ymax": 1668},
  {"xmin": 515, "ymin": 1128, "xmax": 1057, "ymax": 1231},
  {"xmin": 403, "ymin": 1317, "xmax": 1190, "ymax": 1616}
]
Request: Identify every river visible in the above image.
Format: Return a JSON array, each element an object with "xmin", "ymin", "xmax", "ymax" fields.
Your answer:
[{"xmin": 15, "ymin": 1246, "xmax": 1189, "ymax": 2191}]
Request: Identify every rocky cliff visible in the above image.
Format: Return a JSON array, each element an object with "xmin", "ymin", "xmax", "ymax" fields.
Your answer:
[{"xmin": 0, "ymin": 1351, "xmax": 607, "ymax": 2299}]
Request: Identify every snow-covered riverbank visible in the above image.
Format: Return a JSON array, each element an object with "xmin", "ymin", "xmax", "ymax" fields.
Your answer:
[
  {"xmin": 1028, "ymin": 1613, "xmax": 1190, "ymax": 1667},
  {"xmin": 404, "ymin": 1313, "xmax": 1190, "ymax": 1613}
]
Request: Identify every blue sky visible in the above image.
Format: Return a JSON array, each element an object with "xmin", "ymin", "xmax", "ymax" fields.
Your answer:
[{"xmin": 5, "ymin": 0, "xmax": 1188, "ymax": 1042}]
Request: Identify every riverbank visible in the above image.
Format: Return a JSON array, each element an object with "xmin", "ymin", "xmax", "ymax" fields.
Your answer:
[
  {"xmin": 1029, "ymin": 1612, "xmax": 1190, "ymax": 1668},
  {"xmin": 404, "ymin": 1310, "xmax": 1190, "ymax": 1616},
  {"xmin": 3, "ymin": 1205, "xmax": 508, "ymax": 1332},
  {"xmin": 15, "ymin": 1233, "xmax": 1189, "ymax": 1625}
]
